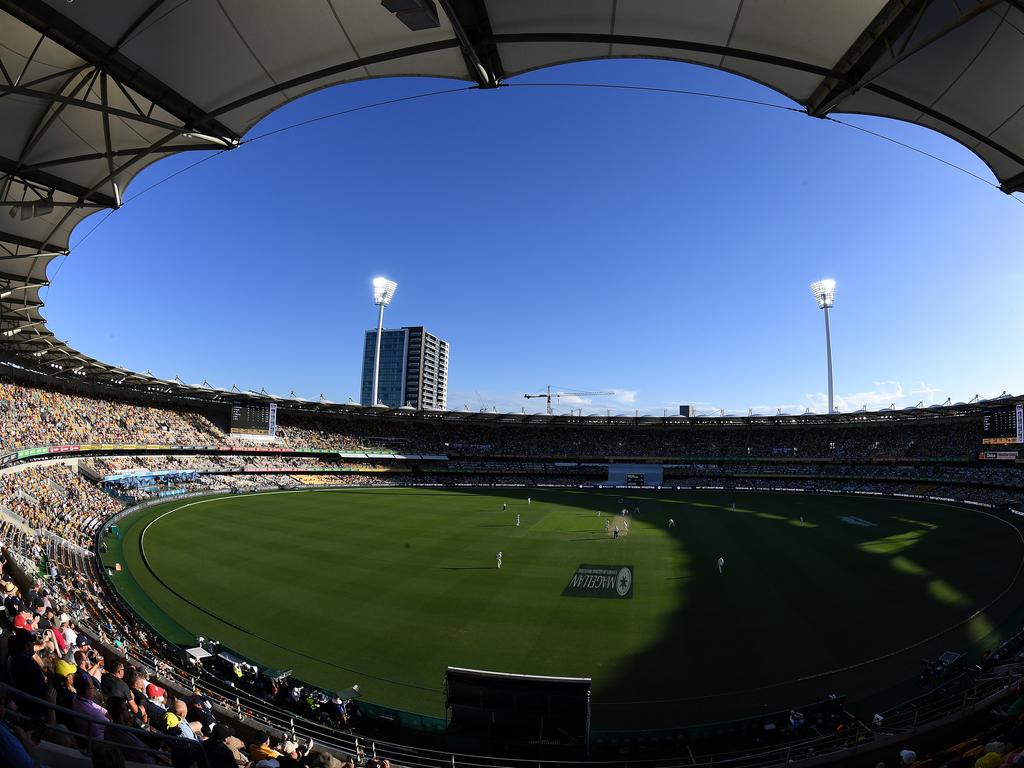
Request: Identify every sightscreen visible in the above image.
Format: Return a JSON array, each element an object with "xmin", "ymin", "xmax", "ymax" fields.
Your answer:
[
  {"xmin": 982, "ymin": 404, "xmax": 1023, "ymax": 445},
  {"xmin": 230, "ymin": 401, "xmax": 278, "ymax": 437},
  {"xmin": 445, "ymin": 666, "xmax": 591, "ymax": 757}
]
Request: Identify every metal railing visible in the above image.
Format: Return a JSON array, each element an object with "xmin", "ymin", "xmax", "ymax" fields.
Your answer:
[{"xmin": 1, "ymin": 681, "xmax": 214, "ymax": 768}]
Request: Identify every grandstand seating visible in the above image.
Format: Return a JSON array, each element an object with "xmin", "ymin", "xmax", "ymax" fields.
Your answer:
[{"xmin": 2, "ymin": 365, "xmax": 1024, "ymax": 768}]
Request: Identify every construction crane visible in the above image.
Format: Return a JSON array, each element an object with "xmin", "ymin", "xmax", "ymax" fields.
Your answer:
[{"xmin": 524, "ymin": 385, "xmax": 614, "ymax": 416}]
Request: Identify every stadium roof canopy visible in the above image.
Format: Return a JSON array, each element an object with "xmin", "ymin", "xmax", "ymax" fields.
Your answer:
[{"xmin": 1, "ymin": 0, "xmax": 1023, "ymax": 405}]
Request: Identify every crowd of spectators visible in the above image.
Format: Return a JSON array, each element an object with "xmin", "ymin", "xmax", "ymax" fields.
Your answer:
[
  {"xmin": 273, "ymin": 410, "xmax": 985, "ymax": 460},
  {"xmin": 0, "ymin": 465, "xmax": 121, "ymax": 548},
  {"xmin": 0, "ymin": 368, "xmax": 999, "ymax": 462},
  {"xmin": 0, "ymin": 543, "xmax": 365, "ymax": 768},
  {"xmin": 0, "ymin": 378, "xmax": 222, "ymax": 452}
]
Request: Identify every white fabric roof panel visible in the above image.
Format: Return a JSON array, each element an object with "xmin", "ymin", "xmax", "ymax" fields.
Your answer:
[{"xmin": 1, "ymin": 0, "xmax": 1023, "ymax": 392}]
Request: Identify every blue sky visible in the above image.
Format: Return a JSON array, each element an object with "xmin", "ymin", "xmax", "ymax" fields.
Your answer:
[{"xmin": 44, "ymin": 59, "xmax": 1024, "ymax": 415}]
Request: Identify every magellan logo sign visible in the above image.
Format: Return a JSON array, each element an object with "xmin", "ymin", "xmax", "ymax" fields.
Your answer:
[{"xmin": 562, "ymin": 564, "xmax": 634, "ymax": 599}]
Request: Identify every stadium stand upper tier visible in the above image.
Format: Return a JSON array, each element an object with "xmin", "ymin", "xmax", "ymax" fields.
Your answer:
[{"xmin": 0, "ymin": 365, "xmax": 1002, "ymax": 460}]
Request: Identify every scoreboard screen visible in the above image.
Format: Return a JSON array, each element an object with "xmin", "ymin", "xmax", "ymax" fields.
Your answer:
[
  {"xmin": 982, "ymin": 403, "xmax": 1024, "ymax": 445},
  {"xmin": 230, "ymin": 401, "xmax": 278, "ymax": 437}
]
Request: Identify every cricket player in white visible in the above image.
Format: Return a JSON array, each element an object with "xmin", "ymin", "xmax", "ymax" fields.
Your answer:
[
  {"xmin": 668, "ymin": 518, "xmax": 675, "ymax": 528},
  {"xmin": 503, "ymin": 503, "xmax": 507, "ymax": 512},
  {"xmin": 515, "ymin": 513, "xmax": 520, "ymax": 527},
  {"xmin": 623, "ymin": 520, "xmax": 629, "ymax": 534},
  {"xmin": 718, "ymin": 556, "xmax": 725, "ymax": 574},
  {"xmin": 605, "ymin": 519, "xmax": 611, "ymax": 532},
  {"xmin": 527, "ymin": 498, "xmax": 531, "ymax": 505},
  {"xmin": 496, "ymin": 551, "xmax": 502, "ymax": 569}
]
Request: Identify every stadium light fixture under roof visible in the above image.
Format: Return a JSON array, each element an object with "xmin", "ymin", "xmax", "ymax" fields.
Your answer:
[{"xmin": 809, "ymin": 279, "xmax": 837, "ymax": 415}]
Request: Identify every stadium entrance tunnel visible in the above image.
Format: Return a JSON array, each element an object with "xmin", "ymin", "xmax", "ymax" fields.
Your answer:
[{"xmin": 103, "ymin": 486, "xmax": 1024, "ymax": 734}]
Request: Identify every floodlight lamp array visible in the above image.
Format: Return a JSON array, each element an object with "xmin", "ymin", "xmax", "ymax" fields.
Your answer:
[
  {"xmin": 810, "ymin": 279, "xmax": 836, "ymax": 309},
  {"xmin": 372, "ymin": 277, "xmax": 398, "ymax": 306}
]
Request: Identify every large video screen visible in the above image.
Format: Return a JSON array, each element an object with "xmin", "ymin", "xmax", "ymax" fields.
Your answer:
[
  {"xmin": 230, "ymin": 401, "xmax": 278, "ymax": 437},
  {"xmin": 982, "ymin": 403, "xmax": 1024, "ymax": 445}
]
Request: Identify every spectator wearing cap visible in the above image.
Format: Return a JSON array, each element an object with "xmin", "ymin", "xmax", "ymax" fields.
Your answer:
[
  {"xmin": 59, "ymin": 613, "xmax": 77, "ymax": 650},
  {"xmin": 309, "ymin": 752, "xmax": 343, "ymax": 768},
  {"xmin": 13, "ymin": 607, "xmax": 35, "ymax": 632},
  {"xmin": 4, "ymin": 589, "xmax": 23, "ymax": 619},
  {"xmin": 143, "ymin": 683, "xmax": 168, "ymax": 725},
  {"xmin": 102, "ymin": 696, "xmax": 155, "ymax": 765},
  {"xmin": 169, "ymin": 699, "xmax": 201, "ymax": 741},
  {"xmin": 53, "ymin": 658, "xmax": 78, "ymax": 730},
  {"xmin": 71, "ymin": 669, "xmax": 110, "ymax": 742}
]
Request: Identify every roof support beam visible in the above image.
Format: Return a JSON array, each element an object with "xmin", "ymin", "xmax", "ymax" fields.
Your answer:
[
  {"xmin": 21, "ymin": 144, "xmax": 217, "ymax": 173},
  {"xmin": 436, "ymin": 0, "xmax": 503, "ymax": 88},
  {"xmin": 0, "ymin": 83, "xmax": 200, "ymax": 134},
  {"xmin": 484, "ymin": 33, "xmax": 836, "ymax": 78},
  {"xmin": 805, "ymin": 0, "xmax": 931, "ymax": 117},
  {"xmin": 0, "ymin": 227, "xmax": 67, "ymax": 256},
  {"xmin": 39, "ymin": 130, "xmax": 180, "ymax": 247},
  {"xmin": 200, "ymin": 39, "xmax": 462, "ymax": 124},
  {"xmin": 807, "ymin": 0, "xmax": 1004, "ymax": 117},
  {"xmin": 1001, "ymin": 168, "xmax": 1024, "ymax": 193},
  {"xmin": 0, "ymin": 0, "xmax": 237, "ymax": 140},
  {"xmin": 0, "ymin": 155, "xmax": 118, "ymax": 209},
  {"xmin": 862, "ymin": 82, "xmax": 1024, "ymax": 169}
]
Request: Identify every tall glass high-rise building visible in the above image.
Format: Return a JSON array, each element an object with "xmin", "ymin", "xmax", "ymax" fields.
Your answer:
[{"xmin": 360, "ymin": 326, "xmax": 448, "ymax": 409}]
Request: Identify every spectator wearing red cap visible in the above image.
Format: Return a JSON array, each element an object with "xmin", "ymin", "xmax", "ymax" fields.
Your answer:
[
  {"xmin": 12, "ymin": 608, "xmax": 35, "ymax": 632},
  {"xmin": 144, "ymin": 682, "xmax": 168, "ymax": 725}
]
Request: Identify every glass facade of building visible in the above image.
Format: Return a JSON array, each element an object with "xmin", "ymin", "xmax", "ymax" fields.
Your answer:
[
  {"xmin": 360, "ymin": 326, "xmax": 448, "ymax": 409},
  {"xmin": 360, "ymin": 328, "xmax": 408, "ymax": 407}
]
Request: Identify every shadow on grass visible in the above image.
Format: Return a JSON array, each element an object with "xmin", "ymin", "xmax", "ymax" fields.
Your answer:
[{"xmin": 439, "ymin": 566, "xmax": 493, "ymax": 571}]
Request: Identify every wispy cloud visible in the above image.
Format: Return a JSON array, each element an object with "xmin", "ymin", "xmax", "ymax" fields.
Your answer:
[{"xmin": 449, "ymin": 380, "xmax": 1002, "ymax": 417}]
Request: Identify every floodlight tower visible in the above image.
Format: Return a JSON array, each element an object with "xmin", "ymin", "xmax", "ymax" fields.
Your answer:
[
  {"xmin": 810, "ymin": 279, "xmax": 837, "ymax": 415},
  {"xmin": 370, "ymin": 276, "xmax": 397, "ymax": 407}
]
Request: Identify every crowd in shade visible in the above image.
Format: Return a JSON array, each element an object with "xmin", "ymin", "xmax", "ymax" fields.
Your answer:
[
  {"xmin": 274, "ymin": 410, "xmax": 985, "ymax": 460},
  {"xmin": 882, "ymin": 666, "xmax": 1024, "ymax": 768},
  {"xmin": 0, "ymin": 545, "xmax": 364, "ymax": 768}
]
